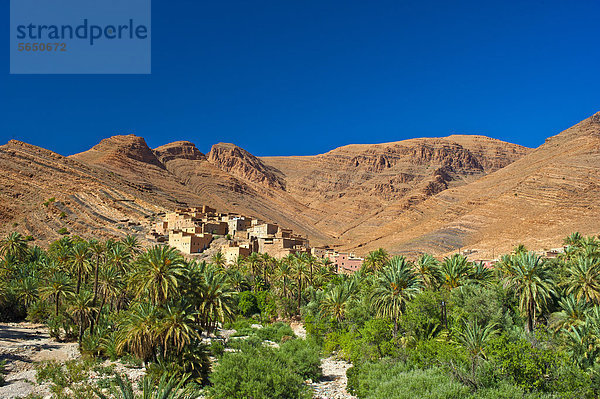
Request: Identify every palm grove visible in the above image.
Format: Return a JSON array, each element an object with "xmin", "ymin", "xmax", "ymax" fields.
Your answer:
[{"xmin": 1, "ymin": 231, "xmax": 600, "ymax": 398}]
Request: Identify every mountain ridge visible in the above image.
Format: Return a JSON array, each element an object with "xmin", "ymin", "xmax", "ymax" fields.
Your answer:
[{"xmin": 2, "ymin": 115, "xmax": 598, "ymax": 259}]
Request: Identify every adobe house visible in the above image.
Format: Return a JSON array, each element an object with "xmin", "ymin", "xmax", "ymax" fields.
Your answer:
[{"xmin": 168, "ymin": 230, "xmax": 213, "ymax": 254}]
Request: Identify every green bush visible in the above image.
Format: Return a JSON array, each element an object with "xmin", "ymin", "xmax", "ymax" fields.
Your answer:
[
  {"xmin": 348, "ymin": 361, "xmax": 469, "ymax": 399},
  {"xmin": 209, "ymin": 345, "xmax": 311, "ymax": 399},
  {"xmin": 210, "ymin": 340, "xmax": 225, "ymax": 357},
  {"xmin": 238, "ymin": 291, "xmax": 259, "ymax": 317},
  {"xmin": 280, "ymin": 338, "xmax": 322, "ymax": 381},
  {"xmin": 256, "ymin": 322, "xmax": 295, "ymax": 343},
  {"xmin": 57, "ymin": 227, "xmax": 70, "ymax": 235},
  {"xmin": 26, "ymin": 299, "xmax": 50, "ymax": 323}
]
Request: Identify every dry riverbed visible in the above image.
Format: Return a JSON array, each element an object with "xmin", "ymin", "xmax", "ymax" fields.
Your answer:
[{"xmin": 0, "ymin": 322, "xmax": 80, "ymax": 398}]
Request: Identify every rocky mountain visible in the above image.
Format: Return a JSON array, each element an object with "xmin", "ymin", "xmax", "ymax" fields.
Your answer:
[
  {"xmin": 344, "ymin": 112, "xmax": 600, "ymax": 258},
  {"xmin": 260, "ymin": 135, "xmax": 530, "ymax": 239},
  {"xmin": 207, "ymin": 143, "xmax": 286, "ymax": 190},
  {"xmin": 2, "ymin": 113, "xmax": 599, "ymax": 257}
]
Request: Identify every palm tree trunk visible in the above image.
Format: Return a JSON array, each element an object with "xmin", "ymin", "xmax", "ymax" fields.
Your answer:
[
  {"xmin": 297, "ymin": 277, "xmax": 302, "ymax": 313},
  {"xmin": 55, "ymin": 292, "xmax": 60, "ymax": 316},
  {"xmin": 95, "ymin": 289, "xmax": 107, "ymax": 326},
  {"xmin": 527, "ymin": 300, "xmax": 534, "ymax": 332},
  {"xmin": 92, "ymin": 259, "xmax": 100, "ymax": 305},
  {"xmin": 76, "ymin": 269, "xmax": 82, "ymax": 294}
]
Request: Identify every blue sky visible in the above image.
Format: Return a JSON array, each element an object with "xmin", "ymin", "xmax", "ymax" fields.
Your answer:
[{"xmin": 2, "ymin": 0, "xmax": 600, "ymax": 156}]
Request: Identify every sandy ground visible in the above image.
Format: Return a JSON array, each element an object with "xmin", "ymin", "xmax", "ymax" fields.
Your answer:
[{"xmin": 0, "ymin": 322, "xmax": 80, "ymax": 398}]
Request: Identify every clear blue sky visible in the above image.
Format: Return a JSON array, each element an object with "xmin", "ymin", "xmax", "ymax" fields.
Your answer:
[{"xmin": 2, "ymin": 0, "xmax": 600, "ymax": 156}]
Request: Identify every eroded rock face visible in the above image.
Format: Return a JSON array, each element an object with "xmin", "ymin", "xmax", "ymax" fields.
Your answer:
[
  {"xmin": 72, "ymin": 134, "xmax": 165, "ymax": 169},
  {"xmin": 207, "ymin": 143, "xmax": 286, "ymax": 190},
  {"xmin": 153, "ymin": 141, "xmax": 206, "ymax": 163}
]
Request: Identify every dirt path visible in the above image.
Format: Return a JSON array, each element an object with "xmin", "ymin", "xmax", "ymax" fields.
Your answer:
[
  {"xmin": 0, "ymin": 322, "xmax": 80, "ymax": 398},
  {"xmin": 310, "ymin": 356, "xmax": 357, "ymax": 399},
  {"xmin": 290, "ymin": 322, "xmax": 356, "ymax": 399}
]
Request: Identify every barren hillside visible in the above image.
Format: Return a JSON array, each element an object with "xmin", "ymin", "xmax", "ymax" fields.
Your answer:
[{"xmin": 3, "ymin": 111, "xmax": 598, "ymax": 258}]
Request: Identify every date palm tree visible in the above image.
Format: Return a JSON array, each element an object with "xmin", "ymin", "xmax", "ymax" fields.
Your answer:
[
  {"xmin": 293, "ymin": 253, "xmax": 309, "ymax": 312},
  {"xmin": 67, "ymin": 289, "xmax": 97, "ymax": 343},
  {"xmin": 371, "ymin": 256, "xmax": 422, "ymax": 336},
  {"xmin": 414, "ymin": 253, "xmax": 441, "ymax": 289},
  {"xmin": 197, "ymin": 266, "xmax": 236, "ymax": 333},
  {"xmin": 440, "ymin": 254, "xmax": 471, "ymax": 289},
  {"xmin": 502, "ymin": 251, "xmax": 556, "ymax": 332},
  {"xmin": 274, "ymin": 258, "xmax": 293, "ymax": 299},
  {"xmin": 121, "ymin": 234, "xmax": 141, "ymax": 255},
  {"xmin": 564, "ymin": 256, "xmax": 600, "ymax": 305},
  {"xmin": 211, "ymin": 251, "xmax": 226, "ymax": 269},
  {"xmin": 158, "ymin": 303, "xmax": 200, "ymax": 356},
  {"xmin": 362, "ymin": 248, "xmax": 390, "ymax": 274},
  {"xmin": 0, "ymin": 232, "xmax": 29, "ymax": 261},
  {"xmin": 69, "ymin": 242, "xmax": 90, "ymax": 294},
  {"xmin": 321, "ymin": 281, "xmax": 356, "ymax": 322},
  {"xmin": 40, "ymin": 271, "xmax": 73, "ymax": 316},
  {"xmin": 88, "ymin": 239, "xmax": 104, "ymax": 306},
  {"xmin": 117, "ymin": 302, "xmax": 160, "ymax": 363},
  {"xmin": 549, "ymin": 294, "xmax": 590, "ymax": 332},
  {"xmin": 129, "ymin": 246, "xmax": 186, "ymax": 306},
  {"xmin": 457, "ymin": 320, "xmax": 497, "ymax": 377}
]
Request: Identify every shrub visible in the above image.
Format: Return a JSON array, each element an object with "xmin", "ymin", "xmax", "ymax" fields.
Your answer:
[
  {"xmin": 210, "ymin": 340, "xmax": 225, "ymax": 357},
  {"xmin": 280, "ymin": 338, "xmax": 322, "ymax": 381},
  {"xmin": 57, "ymin": 227, "xmax": 69, "ymax": 235},
  {"xmin": 209, "ymin": 345, "xmax": 311, "ymax": 399},
  {"xmin": 42, "ymin": 198, "xmax": 56, "ymax": 207},
  {"xmin": 26, "ymin": 299, "xmax": 50, "ymax": 323},
  {"xmin": 238, "ymin": 291, "xmax": 259, "ymax": 317},
  {"xmin": 348, "ymin": 361, "xmax": 469, "ymax": 399},
  {"xmin": 256, "ymin": 322, "xmax": 295, "ymax": 343}
]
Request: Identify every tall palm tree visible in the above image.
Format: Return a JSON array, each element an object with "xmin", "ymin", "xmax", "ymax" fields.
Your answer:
[
  {"xmin": 414, "ymin": 253, "xmax": 440, "ymax": 289},
  {"xmin": 211, "ymin": 251, "xmax": 226, "ymax": 269},
  {"xmin": 67, "ymin": 290, "xmax": 97, "ymax": 343},
  {"xmin": 362, "ymin": 248, "xmax": 389, "ymax": 274},
  {"xmin": 502, "ymin": 251, "xmax": 556, "ymax": 332},
  {"xmin": 371, "ymin": 256, "xmax": 422, "ymax": 336},
  {"xmin": 321, "ymin": 281, "xmax": 355, "ymax": 322},
  {"xmin": 88, "ymin": 239, "xmax": 104, "ymax": 306},
  {"xmin": 158, "ymin": 303, "xmax": 200, "ymax": 356},
  {"xmin": 293, "ymin": 253, "xmax": 309, "ymax": 312},
  {"xmin": 0, "ymin": 232, "xmax": 29, "ymax": 261},
  {"xmin": 40, "ymin": 271, "xmax": 74, "ymax": 316},
  {"xmin": 117, "ymin": 302, "xmax": 160, "ymax": 363},
  {"xmin": 96, "ymin": 264, "xmax": 123, "ymax": 325},
  {"xmin": 457, "ymin": 320, "xmax": 497, "ymax": 377},
  {"xmin": 197, "ymin": 267, "xmax": 236, "ymax": 333},
  {"xmin": 564, "ymin": 256, "xmax": 600, "ymax": 305},
  {"xmin": 245, "ymin": 252, "xmax": 262, "ymax": 286},
  {"xmin": 69, "ymin": 242, "xmax": 90, "ymax": 294},
  {"xmin": 274, "ymin": 258, "xmax": 293, "ymax": 299},
  {"xmin": 440, "ymin": 254, "xmax": 471, "ymax": 289},
  {"xmin": 130, "ymin": 246, "xmax": 187, "ymax": 306}
]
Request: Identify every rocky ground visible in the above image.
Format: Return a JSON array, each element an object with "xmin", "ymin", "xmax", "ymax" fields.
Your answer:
[
  {"xmin": 310, "ymin": 356, "xmax": 357, "ymax": 399},
  {"xmin": 290, "ymin": 322, "xmax": 356, "ymax": 399},
  {"xmin": 0, "ymin": 322, "xmax": 80, "ymax": 398}
]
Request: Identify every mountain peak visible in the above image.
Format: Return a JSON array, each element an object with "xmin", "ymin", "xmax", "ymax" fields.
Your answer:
[
  {"xmin": 153, "ymin": 141, "xmax": 206, "ymax": 163},
  {"xmin": 207, "ymin": 143, "xmax": 286, "ymax": 190},
  {"xmin": 71, "ymin": 134, "xmax": 164, "ymax": 169}
]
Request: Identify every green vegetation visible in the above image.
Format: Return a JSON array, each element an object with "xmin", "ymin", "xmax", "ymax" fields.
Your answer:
[
  {"xmin": 43, "ymin": 197, "xmax": 56, "ymax": 207},
  {"xmin": 2, "ymin": 231, "xmax": 600, "ymax": 398}
]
